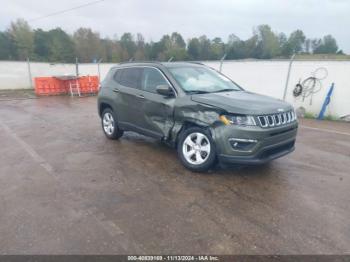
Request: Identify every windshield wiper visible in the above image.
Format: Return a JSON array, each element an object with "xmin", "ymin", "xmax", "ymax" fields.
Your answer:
[
  {"xmin": 186, "ymin": 90, "xmax": 210, "ymax": 94},
  {"xmin": 213, "ymin": 88, "xmax": 238, "ymax": 93}
]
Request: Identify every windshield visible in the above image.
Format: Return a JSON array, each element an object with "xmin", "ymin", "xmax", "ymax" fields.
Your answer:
[{"xmin": 168, "ymin": 66, "xmax": 242, "ymax": 93}]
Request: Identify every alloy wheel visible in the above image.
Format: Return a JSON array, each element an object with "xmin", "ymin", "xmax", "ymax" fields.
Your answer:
[
  {"xmin": 103, "ymin": 112, "xmax": 115, "ymax": 135},
  {"xmin": 182, "ymin": 132, "xmax": 211, "ymax": 165}
]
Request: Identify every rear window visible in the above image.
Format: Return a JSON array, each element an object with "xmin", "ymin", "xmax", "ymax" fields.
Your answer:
[{"xmin": 115, "ymin": 67, "xmax": 142, "ymax": 89}]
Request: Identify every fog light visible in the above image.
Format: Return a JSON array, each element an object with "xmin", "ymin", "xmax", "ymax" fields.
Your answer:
[{"xmin": 229, "ymin": 138, "xmax": 257, "ymax": 152}]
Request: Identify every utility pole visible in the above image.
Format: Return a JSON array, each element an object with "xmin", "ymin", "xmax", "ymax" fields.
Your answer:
[
  {"xmin": 75, "ymin": 57, "xmax": 79, "ymax": 77},
  {"xmin": 27, "ymin": 57, "xmax": 33, "ymax": 89},
  {"xmin": 97, "ymin": 58, "xmax": 103, "ymax": 83},
  {"xmin": 219, "ymin": 54, "xmax": 227, "ymax": 72},
  {"xmin": 283, "ymin": 54, "xmax": 296, "ymax": 101}
]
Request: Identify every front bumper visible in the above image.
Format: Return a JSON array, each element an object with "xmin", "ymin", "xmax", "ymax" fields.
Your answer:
[{"xmin": 213, "ymin": 121, "xmax": 298, "ymax": 165}]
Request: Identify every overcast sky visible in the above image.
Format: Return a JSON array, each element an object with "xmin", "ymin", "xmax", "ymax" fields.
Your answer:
[{"xmin": 1, "ymin": 0, "xmax": 349, "ymax": 53}]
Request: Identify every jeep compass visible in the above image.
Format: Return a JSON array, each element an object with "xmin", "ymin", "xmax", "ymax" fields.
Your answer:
[{"xmin": 97, "ymin": 62, "xmax": 298, "ymax": 172}]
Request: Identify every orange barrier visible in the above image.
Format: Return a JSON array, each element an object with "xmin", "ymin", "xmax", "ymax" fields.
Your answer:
[
  {"xmin": 77, "ymin": 76, "xmax": 99, "ymax": 94},
  {"xmin": 34, "ymin": 77, "xmax": 66, "ymax": 95},
  {"xmin": 34, "ymin": 75, "xmax": 100, "ymax": 96}
]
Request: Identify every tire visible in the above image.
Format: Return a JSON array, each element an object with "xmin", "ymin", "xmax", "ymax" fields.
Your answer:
[
  {"xmin": 101, "ymin": 108, "xmax": 124, "ymax": 139},
  {"xmin": 177, "ymin": 127, "xmax": 216, "ymax": 172}
]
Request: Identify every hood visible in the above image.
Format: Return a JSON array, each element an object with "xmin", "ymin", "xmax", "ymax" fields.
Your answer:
[{"xmin": 191, "ymin": 91, "xmax": 292, "ymax": 115}]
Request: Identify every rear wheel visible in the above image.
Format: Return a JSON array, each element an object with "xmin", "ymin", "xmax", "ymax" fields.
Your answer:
[
  {"xmin": 177, "ymin": 127, "xmax": 216, "ymax": 172},
  {"xmin": 101, "ymin": 108, "xmax": 123, "ymax": 139}
]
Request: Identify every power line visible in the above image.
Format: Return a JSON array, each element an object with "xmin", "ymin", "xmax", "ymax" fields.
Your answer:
[{"xmin": 28, "ymin": 0, "xmax": 105, "ymax": 22}]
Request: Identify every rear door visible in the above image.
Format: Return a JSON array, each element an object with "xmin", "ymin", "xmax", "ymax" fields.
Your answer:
[
  {"xmin": 111, "ymin": 67, "xmax": 144, "ymax": 128},
  {"xmin": 139, "ymin": 67, "xmax": 176, "ymax": 139}
]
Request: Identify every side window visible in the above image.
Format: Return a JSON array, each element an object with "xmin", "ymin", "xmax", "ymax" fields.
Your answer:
[
  {"xmin": 142, "ymin": 68, "xmax": 168, "ymax": 94},
  {"xmin": 116, "ymin": 68, "xmax": 142, "ymax": 89},
  {"xmin": 113, "ymin": 69, "xmax": 122, "ymax": 83}
]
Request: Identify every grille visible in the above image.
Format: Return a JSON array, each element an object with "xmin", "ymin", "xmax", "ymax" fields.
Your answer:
[{"xmin": 257, "ymin": 110, "xmax": 296, "ymax": 128}]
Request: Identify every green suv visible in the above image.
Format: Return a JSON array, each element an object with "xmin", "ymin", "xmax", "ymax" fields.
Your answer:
[{"xmin": 98, "ymin": 62, "xmax": 298, "ymax": 172}]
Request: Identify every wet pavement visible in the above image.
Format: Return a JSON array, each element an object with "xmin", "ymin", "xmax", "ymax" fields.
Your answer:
[{"xmin": 0, "ymin": 95, "xmax": 349, "ymax": 254}]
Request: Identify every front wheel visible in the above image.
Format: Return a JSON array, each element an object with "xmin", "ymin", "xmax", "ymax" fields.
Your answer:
[
  {"xmin": 177, "ymin": 127, "xmax": 216, "ymax": 172},
  {"xmin": 101, "ymin": 108, "xmax": 123, "ymax": 139}
]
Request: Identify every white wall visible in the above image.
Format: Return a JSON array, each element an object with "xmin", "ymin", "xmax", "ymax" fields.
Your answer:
[
  {"xmin": 0, "ymin": 60, "xmax": 349, "ymax": 117},
  {"xmin": 204, "ymin": 60, "xmax": 350, "ymax": 118}
]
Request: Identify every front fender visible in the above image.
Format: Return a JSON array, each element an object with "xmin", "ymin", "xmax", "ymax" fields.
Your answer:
[{"xmin": 168, "ymin": 102, "xmax": 224, "ymax": 147}]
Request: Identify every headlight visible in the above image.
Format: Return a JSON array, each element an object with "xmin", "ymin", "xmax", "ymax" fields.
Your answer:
[{"xmin": 220, "ymin": 114, "xmax": 256, "ymax": 126}]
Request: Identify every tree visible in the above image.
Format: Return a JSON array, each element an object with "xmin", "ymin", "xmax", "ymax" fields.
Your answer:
[
  {"xmin": 99, "ymin": 38, "xmax": 122, "ymax": 62},
  {"xmin": 304, "ymin": 38, "xmax": 312, "ymax": 54},
  {"xmin": 153, "ymin": 33, "xmax": 187, "ymax": 61},
  {"xmin": 170, "ymin": 32, "xmax": 186, "ymax": 49},
  {"xmin": 285, "ymin": 30, "xmax": 306, "ymax": 55},
  {"xmin": 48, "ymin": 28, "xmax": 75, "ymax": 62},
  {"xmin": 134, "ymin": 33, "xmax": 146, "ymax": 60},
  {"xmin": 119, "ymin": 33, "xmax": 137, "ymax": 60},
  {"xmin": 0, "ymin": 19, "xmax": 346, "ymax": 62},
  {"xmin": 167, "ymin": 32, "xmax": 187, "ymax": 60},
  {"xmin": 0, "ymin": 32, "xmax": 13, "ymax": 59},
  {"xmin": 313, "ymin": 35, "xmax": 338, "ymax": 54},
  {"xmin": 226, "ymin": 34, "xmax": 247, "ymax": 59},
  {"xmin": 243, "ymin": 35, "xmax": 259, "ymax": 58},
  {"xmin": 34, "ymin": 29, "xmax": 50, "ymax": 60},
  {"xmin": 7, "ymin": 19, "xmax": 34, "ymax": 60},
  {"xmin": 254, "ymin": 25, "xmax": 280, "ymax": 58},
  {"xmin": 210, "ymin": 37, "xmax": 225, "ymax": 59},
  {"xmin": 198, "ymin": 35, "xmax": 211, "ymax": 60},
  {"xmin": 187, "ymin": 38, "xmax": 200, "ymax": 60},
  {"xmin": 73, "ymin": 28, "xmax": 102, "ymax": 62},
  {"xmin": 311, "ymin": 38, "xmax": 322, "ymax": 53}
]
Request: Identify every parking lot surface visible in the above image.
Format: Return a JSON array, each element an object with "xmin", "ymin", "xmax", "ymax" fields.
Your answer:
[{"xmin": 0, "ymin": 95, "xmax": 349, "ymax": 254}]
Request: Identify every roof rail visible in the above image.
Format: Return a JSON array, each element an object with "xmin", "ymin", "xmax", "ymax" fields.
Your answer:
[
  {"xmin": 115, "ymin": 61, "xmax": 207, "ymax": 67},
  {"xmin": 117, "ymin": 60, "xmax": 163, "ymax": 65},
  {"xmin": 186, "ymin": 61, "xmax": 205, "ymax": 65}
]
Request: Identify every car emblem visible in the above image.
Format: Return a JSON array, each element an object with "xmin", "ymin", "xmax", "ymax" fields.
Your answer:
[{"xmin": 277, "ymin": 108, "xmax": 284, "ymax": 112}]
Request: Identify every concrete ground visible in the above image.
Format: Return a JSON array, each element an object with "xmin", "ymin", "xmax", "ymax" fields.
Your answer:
[{"xmin": 0, "ymin": 94, "xmax": 349, "ymax": 255}]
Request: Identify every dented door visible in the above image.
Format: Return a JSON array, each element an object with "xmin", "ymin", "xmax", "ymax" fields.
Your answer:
[{"xmin": 139, "ymin": 67, "xmax": 176, "ymax": 138}]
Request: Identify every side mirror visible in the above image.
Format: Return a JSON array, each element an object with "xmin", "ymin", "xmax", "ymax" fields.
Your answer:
[{"xmin": 156, "ymin": 85, "xmax": 174, "ymax": 97}]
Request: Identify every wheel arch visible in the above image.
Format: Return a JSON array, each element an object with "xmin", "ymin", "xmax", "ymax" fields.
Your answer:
[
  {"xmin": 173, "ymin": 120, "xmax": 213, "ymax": 148},
  {"xmin": 99, "ymin": 102, "xmax": 113, "ymax": 117}
]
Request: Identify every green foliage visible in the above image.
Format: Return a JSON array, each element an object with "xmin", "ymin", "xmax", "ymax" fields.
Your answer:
[
  {"xmin": 34, "ymin": 29, "xmax": 50, "ymax": 60},
  {"xmin": 303, "ymin": 112, "xmax": 338, "ymax": 121},
  {"xmin": 0, "ymin": 19, "xmax": 345, "ymax": 62},
  {"xmin": 120, "ymin": 33, "xmax": 137, "ymax": 60},
  {"xmin": 73, "ymin": 28, "xmax": 103, "ymax": 62},
  {"xmin": 187, "ymin": 38, "xmax": 200, "ymax": 60},
  {"xmin": 303, "ymin": 112, "xmax": 316, "ymax": 119},
  {"xmin": 48, "ymin": 28, "xmax": 75, "ymax": 62},
  {"xmin": 313, "ymin": 35, "xmax": 338, "ymax": 54},
  {"xmin": 323, "ymin": 114, "xmax": 338, "ymax": 121},
  {"xmin": 0, "ymin": 32, "xmax": 13, "ymax": 59},
  {"xmin": 7, "ymin": 19, "xmax": 34, "ymax": 60},
  {"xmin": 210, "ymin": 37, "xmax": 225, "ymax": 59},
  {"xmin": 281, "ymin": 30, "xmax": 306, "ymax": 56},
  {"xmin": 254, "ymin": 25, "xmax": 281, "ymax": 59}
]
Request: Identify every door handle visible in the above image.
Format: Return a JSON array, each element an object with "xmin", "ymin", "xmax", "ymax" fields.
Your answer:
[
  {"xmin": 137, "ymin": 94, "xmax": 145, "ymax": 99},
  {"xmin": 113, "ymin": 88, "xmax": 120, "ymax": 93}
]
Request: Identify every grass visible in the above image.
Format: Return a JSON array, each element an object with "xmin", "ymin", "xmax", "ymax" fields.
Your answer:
[
  {"xmin": 323, "ymin": 114, "xmax": 338, "ymax": 121},
  {"xmin": 294, "ymin": 54, "xmax": 350, "ymax": 61},
  {"xmin": 303, "ymin": 112, "xmax": 316, "ymax": 119},
  {"xmin": 303, "ymin": 111, "xmax": 339, "ymax": 121}
]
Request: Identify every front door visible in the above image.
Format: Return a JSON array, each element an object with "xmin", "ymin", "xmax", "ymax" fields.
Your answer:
[{"xmin": 139, "ymin": 67, "xmax": 175, "ymax": 139}]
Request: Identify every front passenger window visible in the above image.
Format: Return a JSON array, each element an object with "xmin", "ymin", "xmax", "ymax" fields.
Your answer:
[{"xmin": 142, "ymin": 68, "xmax": 168, "ymax": 94}]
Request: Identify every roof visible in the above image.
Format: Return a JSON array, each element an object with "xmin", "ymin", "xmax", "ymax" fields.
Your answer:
[{"xmin": 112, "ymin": 61, "xmax": 206, "ymax": 69}]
